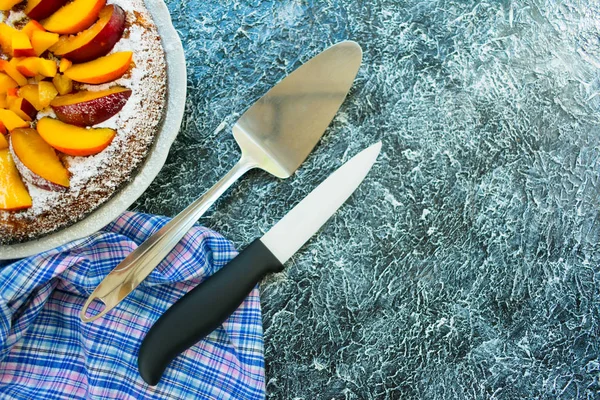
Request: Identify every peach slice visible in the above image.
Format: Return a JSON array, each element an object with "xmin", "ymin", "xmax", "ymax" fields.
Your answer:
[
  {"xmin": 20, "ymin": 99, "xmax": 37, "ymax": 120},
  {"xmin": 37, "ymin": 117, "xmax": 115, "ymax": 156},
  {"xmin": 59, "ymin": 58, "xmax": 71, "ymax": 73},
  {"xmin": 19, "ymin": 84, "xmax": 42, "ymax": 110},
  {"xmin": 64, "ymin": 51, "xmax": 131, "ymax": 84},
  {"xmin": 16, "ymin": 57, "xmax": 57, "ymax": 78},
  {"xmin": 0, "ymin": 94, "xmax": 7, "ymax": 109},
  {"xmin": 42, "ymin": 0, "xmax": 106, "ymax": 35},
  {"xmin": 9, "ymin": 97, "xmax": 37, "ymax": 121},
  {"xmin": 12, "ymin": 32, "xmax": 36, "ymax": 57},
  {"xmin": 48, "ymin": 35, "xmax": 66, "ymax": 52},
  {"xmin": 11, "ymin": 128, "xmax": 69, "ymax": 190},
  {"xmin": 0, "ymin": 133, "xmax": 7, "ymax": 149},
  {"xmin": 15, "ymin": 58, "xmax": 38, "ymax": 78},
  {"xmin": 0, "ymin": 0, "xmax": 23, "ymax": 11},
  {"xmin": 52, "ymin": 73, "xmax": 72, "ymax": 95},
  {"xmin": 25, "ymin": 0, "xmax": 69, "ymax": 20},
  {"xmin": 6, "ymin": 87, "xmax": 18, "ymax": 106},
  {"xmin": 0, "ymin": 73, "xmax": 18, "ymax": 94},
  {"xmin": 0, "ymin": 109, "xmax": 29, "ymax": 131},
  {"xmin": 0, "ymin": 23, "xmax": 18, "ymax": 55},
  {"xmin": 22, "ymin": 21, "xmax": 46, "ymax": 39},
  {"xmin": 38, "ymin": 80, "xmax": 58, "ymax": 108},
  {"xmin": 0, "ymin": 121, "xmax": 6, "ymax": 135},
  {"xmin": 0, "ymin": 149, "xmax": 32, "ymax": 211},
  {"xmin": 0, "ymin": 59, "xmax": 28, "ymax": 86},
  {"xmin": 31, "ymin": 30, "xmax": 59, "ymax": 56},
  {"xmin": 51, "ymin": 4, "xmax": 125, "ymax": 63},
  {"xmin": 51, "ymin": 86, "xmax": 131, "ymax": 126}
]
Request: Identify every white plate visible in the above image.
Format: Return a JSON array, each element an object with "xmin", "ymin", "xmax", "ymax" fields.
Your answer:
[{"xmin": 0, "ymin": 0, "xmax": 187, "ymax": 260}]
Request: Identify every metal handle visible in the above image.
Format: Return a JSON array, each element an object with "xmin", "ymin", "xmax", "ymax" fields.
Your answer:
[{"xmin": 80, "ymin": 156, "xmax": 256, "ymax": 322}]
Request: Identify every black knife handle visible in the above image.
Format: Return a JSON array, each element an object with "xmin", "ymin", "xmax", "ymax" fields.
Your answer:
[{"xmin": 137, "ymin": 239, "xmax": 283, "ymax": 386}]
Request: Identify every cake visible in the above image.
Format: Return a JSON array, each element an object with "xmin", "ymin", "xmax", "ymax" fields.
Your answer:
[{"xmin": 0, "ymin": 0, "xmax": 167, "ymax": 245}]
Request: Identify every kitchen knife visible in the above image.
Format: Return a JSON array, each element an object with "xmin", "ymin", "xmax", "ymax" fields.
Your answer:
[{"xmin": 137, "ymin": 141, "xmax": 382, "ymax": 385}]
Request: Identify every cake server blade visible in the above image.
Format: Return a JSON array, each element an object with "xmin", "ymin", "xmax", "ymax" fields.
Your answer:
[
  {"xmin": 81, "ymin": 41, "xmax": 363, "ymax": 322},
  {"xmin": 137, "ymin": 142, "xmax": 381, "ymax": 385}
]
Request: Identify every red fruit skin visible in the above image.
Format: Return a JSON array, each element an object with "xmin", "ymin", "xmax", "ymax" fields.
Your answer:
[
  {"xmin": 13, "ymin": 48, "xmax": 36, "ymax": 57},
  {"xmin": 52, "ymin": 89, "xmax": 132, "ymax": 126},
  {"xmin": 19, "ymin": 98, "xmax": 38, "ymax": 121},
  {"xmin": 26, "ymin": 0, "xmax": 70, "ymax": 21},
  {"xmin": 61, "ymin": 5, "xmax": 126, "ymax": 63}
]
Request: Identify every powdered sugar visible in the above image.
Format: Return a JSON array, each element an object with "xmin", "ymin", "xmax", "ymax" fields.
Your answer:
[{"xmin": 25, "ymin": 184, "xmax": 61, "ymax": 215}]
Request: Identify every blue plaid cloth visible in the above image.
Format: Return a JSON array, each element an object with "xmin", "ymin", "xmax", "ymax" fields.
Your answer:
[{"xmin": 0, "ymin": 212, "xmax": 265, "ymax": 399}]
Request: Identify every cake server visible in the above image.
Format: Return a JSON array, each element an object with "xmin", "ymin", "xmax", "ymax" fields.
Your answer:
[
  {"xmin": 137, "ymin": 142, "xmax": 381, "ymax": 385},
  {"xmin": 80, "ymin": 41, "xmax": 363, "ymax": 322}
]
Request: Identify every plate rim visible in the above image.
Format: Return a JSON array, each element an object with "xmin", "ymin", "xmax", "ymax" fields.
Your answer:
[{"xmin": 0, "ymin": 0, "xmax": 187, "ymax": 260}]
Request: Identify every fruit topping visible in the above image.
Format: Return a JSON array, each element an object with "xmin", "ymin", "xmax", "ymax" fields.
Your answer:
[
  {"xmin": 16, "ymin": 57, "xmax": 57, "ymax": 78},
  {"xmin": 22, "ymin": 20, "xmax": 46, "ymax": 38},
  {"xmin": 0, "ymin": 59, "xmax": 28, "ymax": 86},
  {"xmin": 51, "ymin": 86, "xmax": 130, "ymax": 126},
  {"xmin": 64, "ymin": 51, "xmax": 132, "ymax": 84},
  {"xmin": 58, "ymin": 57, "xmax": 71, "ymax": 72},
  {"xmin": 52, "ymin": 4, "xmax": 125, "ymax": 63},
  {"xmin": 0, "ymin": 0, "xmax": 23, "ymax": 11},
  {"xmin": 0, "ymin": 23, "xmax": 18, "ymax": 55},
  {"xmin": 9, "ymin": 97, "xmax": 37, "ymax": 121},
  {"xmin": 0, "ymin": 0, "xmax": 136, "ymax": 211},
  {"xmin": 0, "ymin": 109, "xmax": 29, "ymax": 131},
  {"xmin": 0, "ymin": 148, "xmax": 32, "ymax": 211},
  {"xmin": 11, "ymin": 127, "xmax": 69, "ymax": 190},
  {"xmin": 38, "ymin": 80, "xmax": 58, "ymax": 107},
  {"xmin": 37, "ymin": 117, "xmax": 115, "ymax": 156},
  {"xmin": 18, "ymin": 84, "xmax": 42, "ymax": 110},
  {"xmin": 6, "ymin": 87, "xmax": 18, "ymax": 105},
  {"xmin": 51, "ymin": 74, "xmax": 72, "ymax": 95},
  {"xmin": 0, "ymin": 73, "xmax": 18, "ymax": 94},
  {"xmin": 31, "ymin": 30, "xmax": 59, "ymax": 56},
  {"xmin": 12, "ymin": 31, "xmax": 36, "ymax": 57},
  {"xmin": 41, "ymin": 0, "xmax": 106, "ymax": 35},
  {"xmin": 25, "ymin": 0, "xmax": 69, "ymax": 20}
]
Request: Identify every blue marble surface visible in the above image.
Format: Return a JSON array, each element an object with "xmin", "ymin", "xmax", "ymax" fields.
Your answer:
[{"xmin": 133, "ymin": 1, "xmax": 600, "ymax": 398}]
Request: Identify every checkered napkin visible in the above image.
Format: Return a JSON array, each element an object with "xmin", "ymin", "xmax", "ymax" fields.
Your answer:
[{"xmin": 0, "ymin": 211, "xmax": 266, "ymax": 399}]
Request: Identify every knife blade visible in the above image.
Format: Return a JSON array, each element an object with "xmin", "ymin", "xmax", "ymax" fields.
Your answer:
[{"xmin": 137, "ymin": 141, "xmax": 382, "ymax": 385}]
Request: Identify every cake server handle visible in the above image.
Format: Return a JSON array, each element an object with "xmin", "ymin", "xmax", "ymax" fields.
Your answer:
[{"xmin": 80, "ymin": 156, "xmax": 256, "ymax": 323}]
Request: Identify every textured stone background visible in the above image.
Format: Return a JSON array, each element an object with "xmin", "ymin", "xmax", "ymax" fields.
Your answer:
[{"xmin": 133, "ymin": 1, "xmax": 600, "ymax": 398}]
